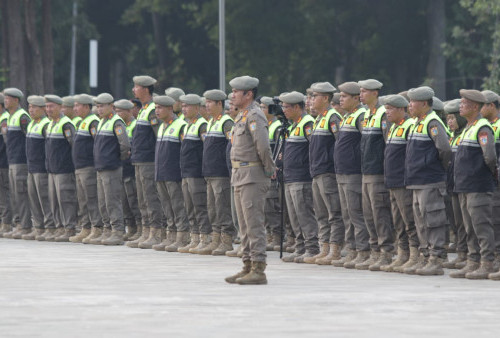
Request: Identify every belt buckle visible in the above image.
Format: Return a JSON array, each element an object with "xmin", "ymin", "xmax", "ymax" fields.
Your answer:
[{"xmin": 240, "ymin": 162, "xmax": 249, "ymax": 167}]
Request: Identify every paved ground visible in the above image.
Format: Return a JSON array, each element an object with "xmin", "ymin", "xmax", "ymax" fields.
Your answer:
[{"xmin": 0, "ymin": 238, "xmax": 499, "ymax": 337}]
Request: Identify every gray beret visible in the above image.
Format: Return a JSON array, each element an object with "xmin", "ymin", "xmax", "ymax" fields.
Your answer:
[
  {"xmin": 165, "ymin": 87, "xmax": 185, "ymax": 101},
  {"xmin": 153, "ymin": 95, "xmax": 176, "ymax": 107},
  {"xmin": 62, "ymin": 96, "xmax": 74, "ymax": 107},
  {"xmin": 260, "ymin": 96, "xmax": 274, "ymax": 106},
  {"xmin": 306, "ymin": 87, "xmax": 313, "ymax": 95},
  {"xmin": 133, "ymin": 75, "xmax": 157, "ymax": 87},
  {"xmin": 93, "ymin": 93, "xmax": 114, "ymax": 105},
  {"xmin": 332, "ymin": 93, "xmax": 341, "ymax": 104},
  {"xmin": 481, "ymin": 90, "xmax": 499, "ymax": 104},
  {"xmin": 358, "ymin": 79, "xmax": 383, "ymax": 90},
  {"xmin": 459, "ymin": 89, "xmax": 486, "ymax": 104},
  {"xmin": 203, "ymin": 89, "xmax": 227, "ymax": 101},
  {"xmin": 384, "ymin": 95, "xmax": 408, "ymax": 108},
  {"xmin": 432, "ymin": 97, "xmax": 444, "ymax": 111},
  {"xmin": 4, "ymin": 88, "xmax": 23, "ymax": 99},
  {"xmin": 0, "ymin": 93, "xmax": 4, "ymax": 103},
  {"xmin": 227, "ymin": 93, "xmax": 233, "ymax": 100},
  {"xmin": 311, "ymin": 82, "xmax": 336, "ymax": 93},
  {"xmin": 408, "ymin": 86, "xmax": 434, "ymax": 101},
  {"xmin": 398, "ymin": 91, "xmax": 409, "ymax": 101},
  {"xmin": 279, "ymin": 91, "xmax": 305, "ymax": 104},
  {"xmin": 179, "ymin": 94, "xmax": 201, "ymax": 105},
  {"xmin": 27, "ymin": 95, "xmax": 46, "ymax": 107},
  {"xmin": 444, "ymin": 99, "xmax": 461, "ymax": 114},
  {"xmin": 74, "ymin": 94, "xmax": 94, "ymax": 105},
  {"xmin": 44, "ymin": 94, "xmax": 63, "ymax": 105},
  {"xmin": 114, "ymin": 99, "xmax": 134, "ymax": 110},
  {"xmin": 200, "ymin": 97, "xmax": 206, "ymax": 106},
  {"xmin": 338, "ymin": 82, "xmax": 360, "ymax": 95},
  {"xmin": 229, "ymin": 76, "xmax": 259, "ymax": 90}
]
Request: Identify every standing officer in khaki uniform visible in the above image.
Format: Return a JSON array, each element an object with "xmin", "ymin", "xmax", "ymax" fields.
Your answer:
[
  {"xmin": 0, "ymin": 93, "xmax": 13, "ymax": 236},
  {"xmin": 91, "ymin": 93, "xmax": 131, "ymax": 245},
  {"xmin": 225, "ymin": 76, "xmax": 275, "ymax": 285},
  {"xmin": 404, "ymin": 86, "xmax": 452, "ymax": 276},
  {"xmin": 70, "ymin": 94, "xmax": 104, "ymax": 243},
  {"xmin": 44, "ymin": 94, "xmax": 78, "ymax": 242},
  {"xmin": 449, "ymin": 90, "xmax": 497, "ymax": 279}
]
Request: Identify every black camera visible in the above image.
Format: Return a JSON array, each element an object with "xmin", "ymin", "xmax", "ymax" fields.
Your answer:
[{"xmin": 268, "ymin": 96, "xmax": 285, "ymax": 119}]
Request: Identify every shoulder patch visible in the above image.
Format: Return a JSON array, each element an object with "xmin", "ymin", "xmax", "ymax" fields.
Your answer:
[
  {"xmin": 430, "ymin": 126, "xmax": 438, "ymax": 136},
  {"xmin": 90, "ymin": 127, "xmax": 97, "ymax": 136},
  {"xmin": 64, "ymin": 129, "xmax": 72, "ymax": 138},
  {"xmin": 249, "ymin": 121, "xmax": 257, "ymax": 131},
  {"xmin": 478, "ymin": 131, "xmax": 488, "ymax": 146},
  {"xmin": 381, "ymin": 120, "xmax": 387, "ymax": 129},
  {"xmin": 304, "ymin": 124, "xmax": 312, "ymax": 136},
  {"xmin": 151, "ymin": 118, "xmax": 159, "ymax": 126},
  {"xmin": 115, "ymin": 126, "xmax": 124, "ymax": 136}
]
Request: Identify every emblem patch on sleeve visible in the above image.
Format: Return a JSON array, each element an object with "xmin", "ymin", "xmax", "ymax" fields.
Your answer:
[
  {"xmin": 64, "ymin": 129, "xmax": 72, "ymax": 138},
  {"xmin": 151, "ymin": 118, "xmax": 158, "ymax": 126},
  {"xmin": 304, "ymin": 124, "xmax": 312, "ymax": 136},
  {"xmin": 330, "ymin": 123, "xmax": 337, "ymax": 133},
  {"xmin": 381, "ymin": 120, "xmax": 387, "ymax": 129},
  {"xmin": 430, "ymin": 126, "xmax": 438, "ymax": 136},
  {"xmin": 250, "ymin": 121, "xmax": 257, "ymax": 131},
  {"xmin": 478, "ymin": 131, "xmax": 488, "ymax": 145},
  {"xmin": 90, "ymin": 127, "xmax": 96, "ymax": 136},
  {"xmin": 115, "ymin": 126, "xmax": 124, "ymax": 135}
]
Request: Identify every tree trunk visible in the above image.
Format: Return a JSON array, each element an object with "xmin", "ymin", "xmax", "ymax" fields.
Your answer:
[
  {"xmin": 0, "ymin": 0, "xmax": 9, "ymax": 89},
  {"xmin": 5, "ymin": 0, "xmax": 26, "ymax": 91},
  {"xmin": 42, "ymin": 0, "xmax": 54, "ymax": 93},
  {"xmin": 24, "ymin": 0, "xmax": 44, "ymax": 95},
  {"xmin": 426, "ymin": 0, "xmax": 446, "ymax": 99},
  {"xmin": 151, "ymin": 12, "xmax": 167, "ymax": 84}
]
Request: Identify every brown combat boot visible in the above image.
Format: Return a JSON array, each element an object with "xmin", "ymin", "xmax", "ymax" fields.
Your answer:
[
  {"xmin": 154, "ymin": 231, "xmax": 176, "ymax": 251},
  {"xmin": 178, "ymin": 233, "xmax": 200, "ymax": 253},
  {"xmin": 403, "ymin": 253, "xmax": 428, "ymax": 275},
  {"xmin": 369, "ymin": 251, "xmax": 393, "ymax": 271},
  {"xmin": 127, "ymin": 225, "xmax": 142, "ymax": 242},
  {"xmin": 13, "ymin": 227, "xmax": 31, "ymax": 239},
  {"xmin": 55, "ymin": 228, "xmax": 76, "ymax": 242},
  {"xmin": 0, "ymin": 223, "xmax": 11, "ymax": 237},
  {"xmin": 213, "ymin": 233, "xmax": 234, "ymax": 256},
  {"xmin": 236, "ymin": 261, "xmax": 267, "ymax": 285},
  {"xmin": 282, "ymin": 250, "xmax": 305, "ymax": 263},
  {"xmin": 89, "ymin": 227, "xmax": 111, "ymax": 245},
  {"xmin": 294, "ymin": 251, "xmax": 318, "ymax": 263},
  {"xmin": 355, "ymin": 250, "xmax": 380, "ymax": 270},
  {"xmin": 381, "ymin": 248, "xmax": 409, "ymax": 272},
  {"xmin": 443, "ymin": 251, "xmax": 467, "ymax": 269},
  {"xmin": 396, "ymin": 247, "xmax": 419, "ymax": 273},
  {"xmin": 284, "ymin": 236, "xmax": 295, "ymax": 253},
  {"xmin": 465, "ymin": 260, "xmax": 496, "ymax": 279},
  {"xmin": 22, "ymin": 228, "xmax": 44, "ymax": 240},
  {"xmin": 190, "ymin": 233, "xmax": 213, "ymax": 254},
  {"xmin": 102, "ymin": 230, "xmax": 125, "ymax": 245},
  {"xmin": 165, "ymin": 231, "xmax": 190, "ymax": 252},
  {"xmin": 123, "ymin": 224, "xmax": 137, "ymax": 241},
  {"xmin": 45, "ymin": 227, "xmax": 64, "ymax": 242},
  {"xmin": 266, "ymin": 232, "xmax": 274, "ymax": 251},
  {"xmin": 3, "ymin": 224, "xmax": 20, "ymax": 239},
  {"xmin": 69, "ymin": 227, "xmax": 92, "ymax": 243},
  {"xmin": 270, "ymin": 233, "xmax": 282, "ymax": 251},
  {"xmin": 344, "ymin": 250, "xmax": 369, "ymax": 269},
  {"xmin": 416, "ymin": 256, "xmax": 444, "ymax": 276},
  {"xmin": 226, "ymin": 245, "xmax": 241, "ymax": 257},
  {"xmin": 36, "ymin": 228, "xmax": 55, "ymax": 241},
  {"xmin": 139, "ymin": 227, "xmax": 163, "ymax": 249},
  {"xmin": 303, "ymin": 242, "xmax": 330, "ymax": 264},
  {"xmin": 316, "ymin": 243, "xmax": 342, "ymax": 265},
  {"xmin": 449, "ymin": 259, "xmax": 480, "ymax": 278},
  {"xmin": 332, "ymin": 248, "xmax": 356, "ymax": 267},
  {"xmin": 127, "ymin": 226, "xmax": 150, "ymax": 248},
  {"xmin": 225, "ymin": 260, "xmax": 251, "ymax": 284},
  {"xmin": 82, "ymin": 227, "xmax": 103, "ymax": 244}
]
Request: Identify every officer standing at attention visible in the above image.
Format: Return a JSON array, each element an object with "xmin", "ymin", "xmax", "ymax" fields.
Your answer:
[
  {"xmin": 176, "ymin": 94, "xmax": 211, "ymax": 254},
  {"xmin": 91, "ymin": 93, "xmax": 131, "ymax": 245},
  {"xmin": 44, "ymin": 94, "xmax": 78, "ymax": 242},
  {"xmin": 225, "ymin": 76, "xmax": 275, "ymax": 285},
  {"xmin": 404, "ymin": 86, "xmax": 452, "ymax": 276},
  {"xmin": 449, "ymin": 90, "xmax": 497, "ymax": 279},
  {"xmin": 305, "ymin": 82, "xmax": 345, "ymax": 265},
  {"xmin": 62, "ymin": 96, "xmax": 81, "ymax": 128},
  {"xmin": 333, "ymin": 82, "xmax": 370, "ymax": 269},
  {"xmin": 114, "ymin": 99, "xmax": 142, "ymax": 242},
  {"xmin": 357, "ymin": 79, "xmax": 394, "ymax": 271},
  {"xmin": 201, "ymin": 89, "xmax": 235, "ymax": 255},
  {"xmin": 70, "ymin": 94, "xmax": 104, "ymax": 244},
  {"xmin": 23, "ymin": 95, "xmax": 54, "ymax": 240},
  {"xmin": 165, "ymin": 87, "xmax": 186, "ymax": 120},
  {"xmin": 0, "ymin": 93, "xmax": 13, "ymax": 236},
  {"xmin": 152, "ymin": 95, "xmax": 191, "ymax": 252},
  {"xmin": 128, "ymin": 75, "xmax": 164, "ymax": 249},
  {"xmin": 379, "ymin": 95, "xmax": 419, "ymax": 272},
  {"xmin": 2, "ymin": 88, "xmax": 32, "ymax": 239}
]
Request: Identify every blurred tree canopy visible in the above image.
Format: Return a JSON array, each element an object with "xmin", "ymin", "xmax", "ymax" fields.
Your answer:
[{"xmin": 0, "ymin": 0, "xmax": 499, "ymax": 101}]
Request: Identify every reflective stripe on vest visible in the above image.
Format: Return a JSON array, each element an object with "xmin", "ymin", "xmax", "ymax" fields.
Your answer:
[
  {"xmin": 155, "ymin": 117, "xmax": 187, "ymax": 181},
  {"xmin": 158, "ymin": 117, "xmax": 186, "ymax": 143},
  {"xmin": 313, "ymin": 108, "xmax": 342, "ymax": 136},
  {"xmin": 184, "ymin": 117, "xmax": 208, "ymax": 141},
  {"xmin": 47, "ymin": 115, "xmax": 74, "ymax": 139},
  {"xmin": 284, "ymin": 114, "xmax": 314, "ymax": 183},
  {"xmin": 46, "ymin": 115, "xmax": 74, "ymax": 173},
  {"xmin": 94, "ymin": 114, "xmax": 124, "ymax": 171},
  {"xmin": 6, "ymin": 108, "xmax": 30, "ymax": 164},
  {"xmin": 384, "ymin": 118, "xmax": 414, "ymax": 188},
  {"xmin": 126, "ymin": 119, "xmax": 137, "ymax": 139},
  {"xmin": 73, "ymin": 114, "xmax": 99, "ymax": 169},
  {"xmin": 76, "ymin": 114, "xmax": 99, "ymax": 136},
  {"xmin": 26, "ymin": 117, "xmax": 50, "ymax": 173},
  {"xmin": 334, "ymin": 106, "xmax": 367, "ymax": 175}
]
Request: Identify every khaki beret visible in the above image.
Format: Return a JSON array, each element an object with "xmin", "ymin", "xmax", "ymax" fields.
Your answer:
[
  {"xmin": 279, "ymin": 91, "xmax": 305, "ymax": 104},
  {"xmin": 0, "ymin": 93, "xmax": 4, "ymax": 103},
  {"xmin": 229, "ymin": 76, "xmax": 259, "ymax": 90},
  {"xmin": 44, "ymin": 94, "xmax": 63, "ymax": 105},
  {"xmin": 114, "ymin": 99, "xmax": 134, "ymax": 110},
  {"xmin": 133, "ymin": 75, "xmax": 157, "ymax": 87},
  {"xmin": 165, "ymin": 87, "xmax": 185, "ymax": 101},
  {"xmin": 311, "ymin": 82, "xmax": 336, "ymax": 93},
  {"xmin": 332, "ymin": 93, "xmax": 341, "ymax": 104},
  {"xmin": 358, "ymin": 79, "xmax": 383, "ymax": 90},
  {"xmin": 227, "ymin": 93, "xmax": 233, "ymax": 100},
  {"xmin": 338, "ymin": 82, "xmax": 360, "ymax": 95},
  {"xmin": 153, "ymin": 95, "xmax": 175, "ymax": 107},
  {"xmin": 481, "ymin": 90, "xmax": 499, "ymax": 104},
  {"xmin": 408, "ymin": 86, "xmax": 434, "ymax": 101},
  {"xmin": 74, "ymin": 94, "xmax": 94, "ymax": 105},
  {"xmin": 398, "ymin": 91, "xmax": 409, "ymax": 101},
  {"xmin": 260, "ymin": 96, "xmax": 274, "ymax": 106},
  {"xmin": 4, "ymin": 87, "xmax": 23, "ymax": 99},
  {"xmin": 179, "ymin": 94, "xmax": 201, "ymax": 105},
  {"xmin": 62, "ymin": 96, "xmax": 74, "ymax": 107},
  {"xmin": 306, "ymin": 87, "xmax": 313, "ymax": 95},
  {"xmin": 203, "ymin": 89, "xmax": 227, "ymax": 101},
  {"xmin": 432, "ymin": 97, "xmax": 444, "ymax": 111},
  {"xmin": 384, "ymin": 94, "xmax": 408, "ymax": 108},
  {"xmin": 27, "ymin": 95, "xmax": 46, "ymax": 107},
  {"xmin": 459, "ymin": 89, "xmax": 485, "ymax": 104},
  {"xmin": 444, "ymin": 99, "xmax": 461, "ymax": 114},
  {"xmin": 200, "ymin": 97, "xmax": 206, "ymax": 106},
  {"xmin": 93, "ymin": 93, "xmax": 114, "ymax": 104}
]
